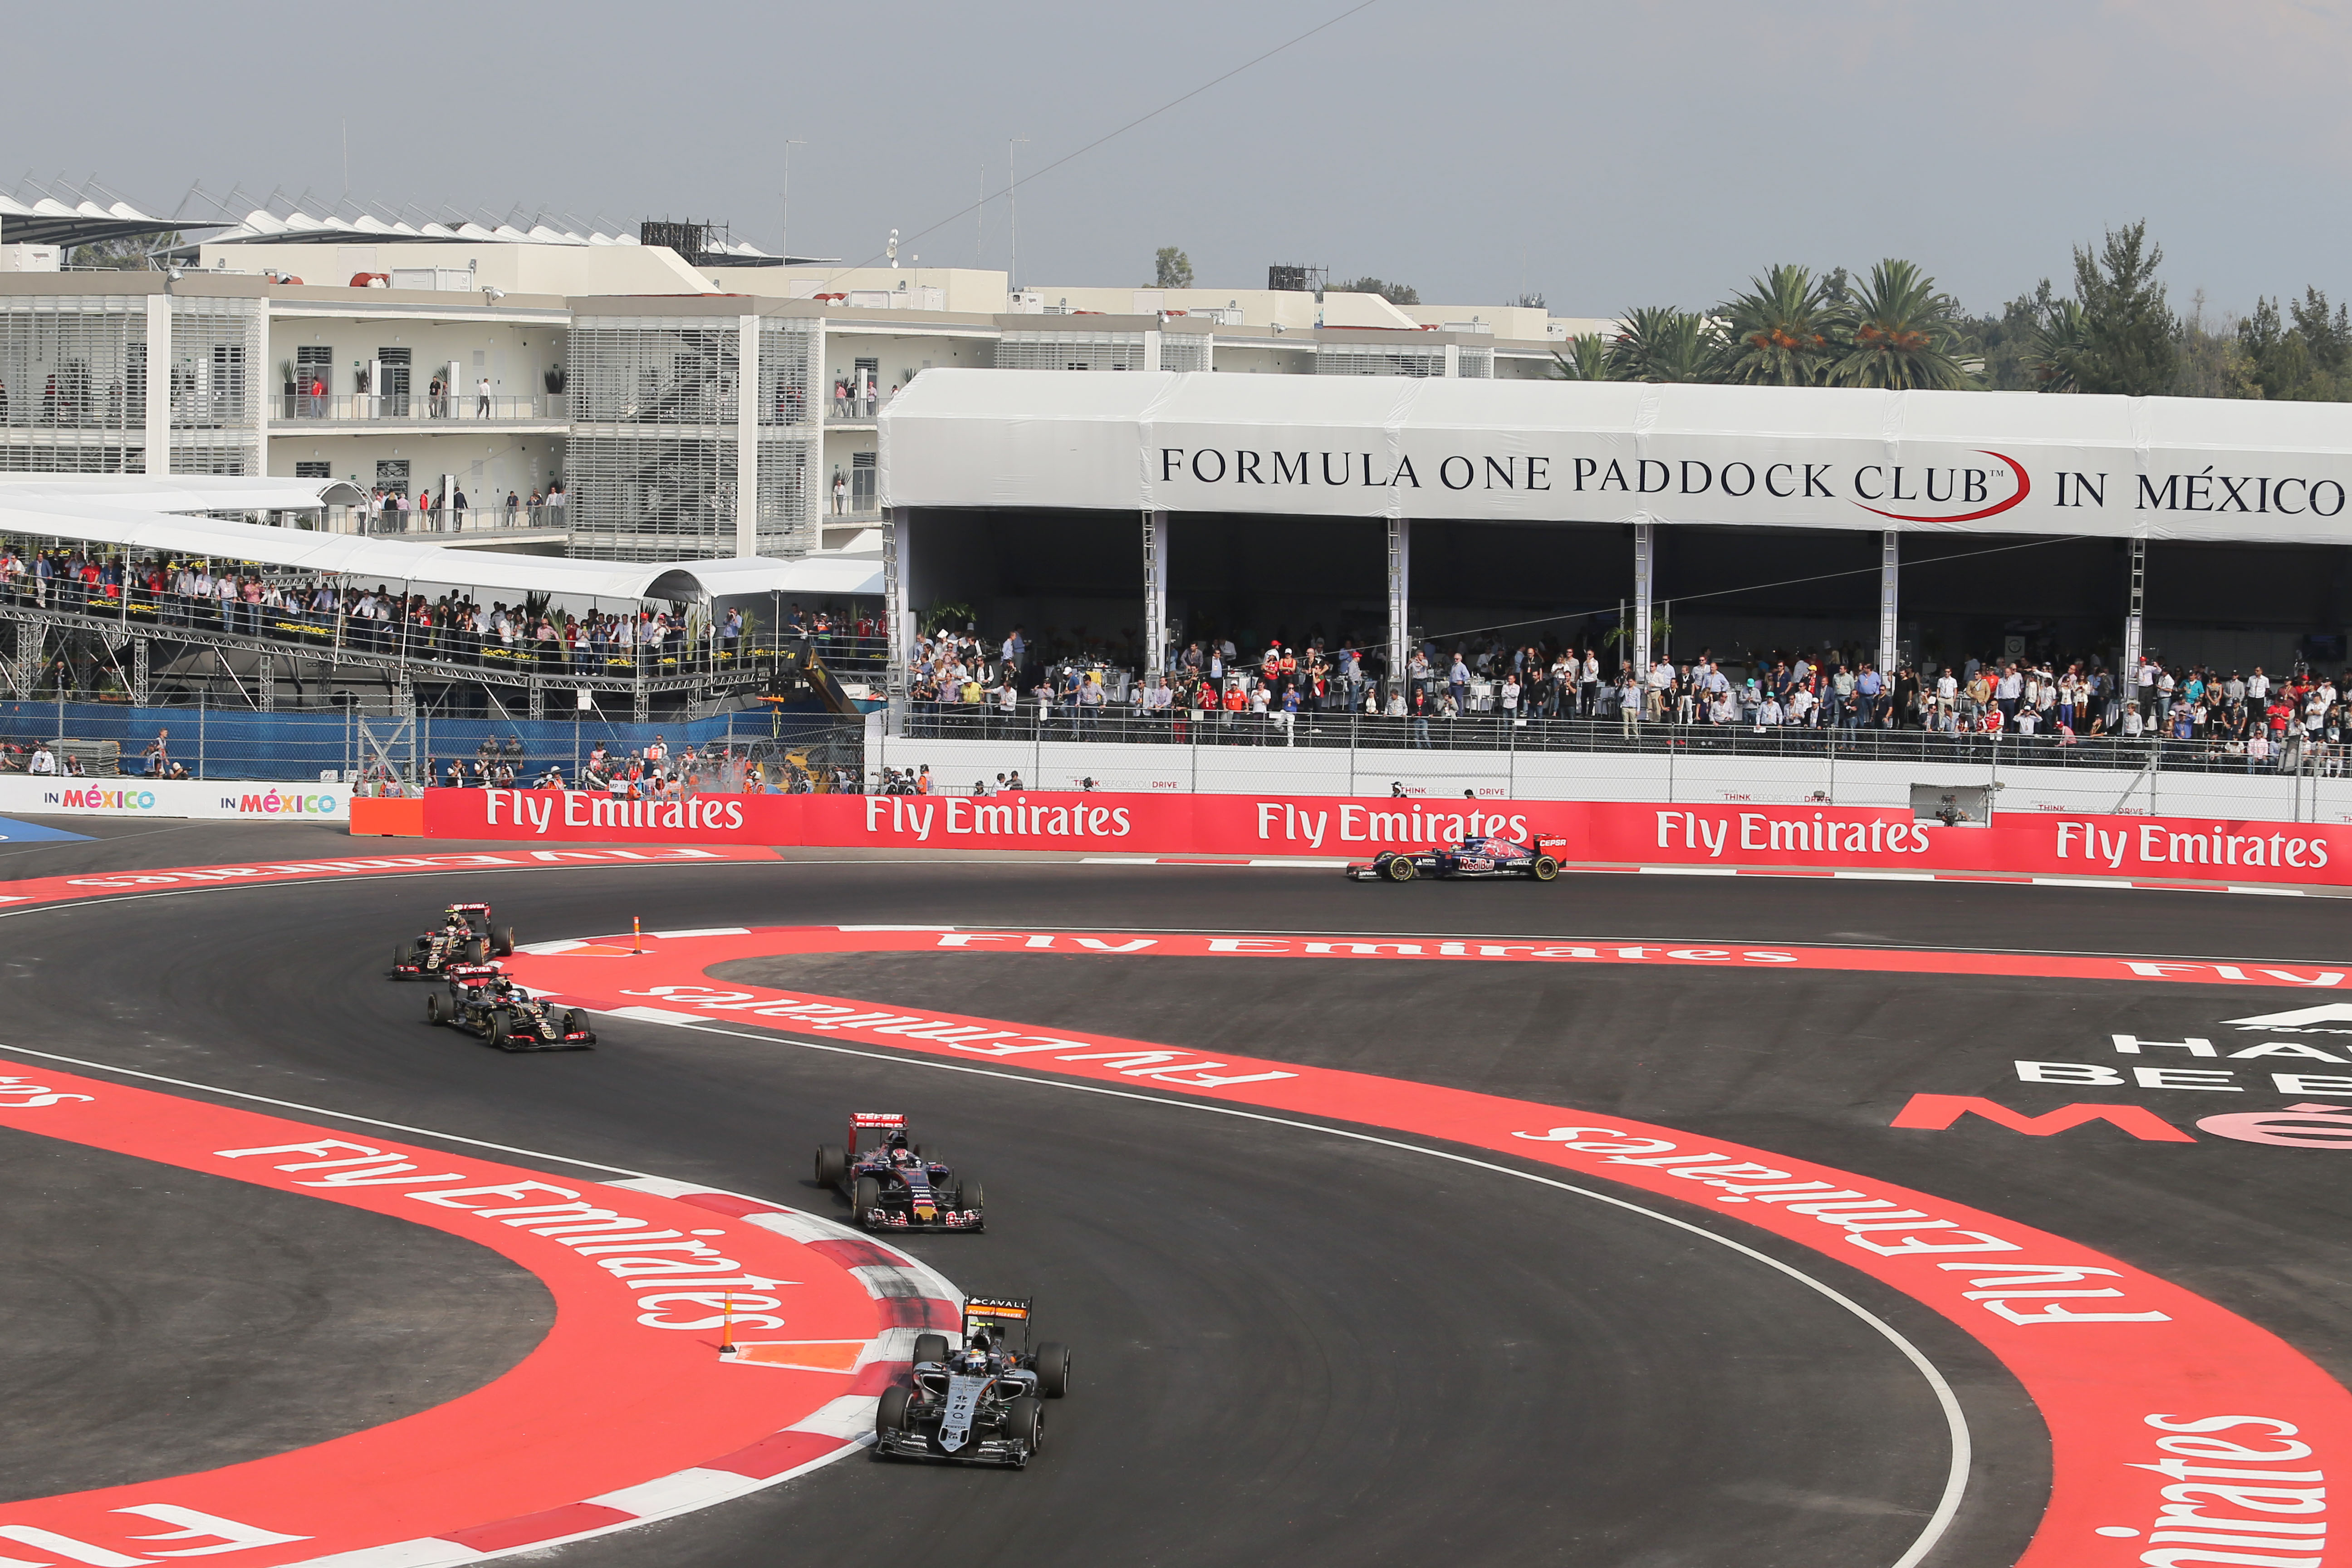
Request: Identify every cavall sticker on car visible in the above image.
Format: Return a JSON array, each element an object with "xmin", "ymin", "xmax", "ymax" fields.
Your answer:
[{"xmin": 503, "ymin": 923, "xmax": 2352, "ymax": 1568}]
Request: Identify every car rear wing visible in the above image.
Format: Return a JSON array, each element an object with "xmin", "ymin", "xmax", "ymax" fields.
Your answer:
[
  {"xmin": 848, "ymin": 1111, "xmax": 906, "ymax": 1156},
  {"xmin": 963, "ymin": 1294, "xmax": 1033, "ymax": 1352},
  {"xmin": 1532, "ymin": 833, "xmax": 1570, "ymax": 857}
]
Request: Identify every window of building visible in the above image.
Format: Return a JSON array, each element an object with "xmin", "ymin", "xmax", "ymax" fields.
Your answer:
[
  {"xmin": 851, "ymin": 450, "xmax": 876, "ymax": 512},
  {"xmin": 375, "ymin": 458, "xmax": 410, "ymax": 497},
  {"xmin": 295, "ymin": 461, "xmax": 331, "ymax": 478}
]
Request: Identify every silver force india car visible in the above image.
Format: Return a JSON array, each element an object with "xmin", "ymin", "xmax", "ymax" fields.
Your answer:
[
  {"xmin": 814, "ymin": 1112, "xmax": 984, "ymax": 1231},
  {"xmin": 391, "ymin": 902, "xmax": 516, "ymax": 980},
  {"xmin": 1346, "ymin": 833, "xmax": 1568, "ymax": 882},
  {"xmin": 424, "ymin": 970, "xmax": 596, "ymax": 1051},
  {"xmin": 873, "ymin": 1296, "xmax": 1071, "ymax": 1467}
]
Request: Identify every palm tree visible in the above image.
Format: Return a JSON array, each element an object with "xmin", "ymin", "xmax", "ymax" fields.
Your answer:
[
  {"xmin": 2026, "ymin": 298, "xmax": 2089, "ymax": 392},
  {"xmin": 1827, "ymin": 260, "xmax": 1972, "ymax": 390},
  {"xmin": 1717, "ymin": 264, "xmax": 1840, "ymax": 385},
  {"xmin": 1549, "ymin": 332, "xmax": 1614, "ymax": 381},
  {"xmin": 1608, "ymin": 307, "xmax": 1720, "ymax": 383}
]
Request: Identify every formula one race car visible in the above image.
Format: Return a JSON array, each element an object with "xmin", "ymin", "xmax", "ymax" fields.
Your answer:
[
  {"xmin": 873, "ymin": 1295, "xmax": 1070, "ymax": 1467},
  {"xmin": 424, "ymin": 970, "xmax": 596, "ymax": 1051},
  {"xmin": 1346, "ymin": 833, "xmax": 1567, "ymax": 883},
  {"xmin": 390, "ymin": 902, "xmax": 517, "ymax": 980},
  {"xmin": 813, "ymin": 1112, "xmax": 984, "ymax": 1232}
]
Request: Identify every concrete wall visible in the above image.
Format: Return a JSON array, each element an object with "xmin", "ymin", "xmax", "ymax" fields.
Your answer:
[
  {"xmin": 265, "ymin": 429, "xmax": 561, "ymax": 503},
  {"xmin": 869, "ymin": 732, "xmax": 2352, "ymax": 826},
  {"xmin": 267, "ymin": 315, "xmax": 563, "ymax": 402},
  {"xmin": 199, "ymin": 242, "xmax": 714, "ymax": 296}
]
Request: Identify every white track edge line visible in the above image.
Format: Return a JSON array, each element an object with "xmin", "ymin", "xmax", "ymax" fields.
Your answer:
[{"xmin": 635, "ymin": 1014, "xmax": 1971, "ymax": 1568}]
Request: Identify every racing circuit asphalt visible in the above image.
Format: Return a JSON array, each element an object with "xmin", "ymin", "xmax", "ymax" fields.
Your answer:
[{"xmin": 6, "ymin": 820, "xmax": 2351, "ymax": 1565}]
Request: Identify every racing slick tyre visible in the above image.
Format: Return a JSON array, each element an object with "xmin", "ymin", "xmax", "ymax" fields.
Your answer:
[
  {"xmin": 392, "ymin": 944, "xmax": 407, "ymax": 972},
  {"xmin": 1383, "ymin": 854, "xmax": 1416, "ymax": 882},
  {"xmin": 874, "ymin": 1385, "xmax": 911, "ymax": 1438},
  {"xmin": 424, "ymin": 992, "xmax": 445, "ymax": 1026},
  {"xmin": 464, "ymin": 937, "xmax": 488, "ymax": 965},
  {"xmin": 814, "ymin": 1145, "xmax": 848, "ymax": 1188},
  {"xmin": 849, "ymin": 1175, "xmax": 881, "ymax": 1228},
  {"xmin": 1034, "ymin": 1341, "xmax": 1072, "ymax": 1398},
  {"xmin": 494, "ymin": 926, "xmax": 516, "ymax": 957},
  {"xmin": 912, "ymin": 1333, "xmax": 951, "ymax": 1367},
  {"xmin": 1532, "ymin": 855, "xmax": 1560, "ymax": 882},
  {"xmin": 563, "ymin": 1008, "xmax": 590, "ymax": 1040},
  {"xmin": 1005, "ymin": 1395, "xmax": 1043, "ymax": 1456},
  {"xmin": 489, "ymin": 1009, "xmax": 518, "ymax": 1052},
  {"xmin": 955, "ymin": 1178, "xmax": 984, "ymax": 1214}
]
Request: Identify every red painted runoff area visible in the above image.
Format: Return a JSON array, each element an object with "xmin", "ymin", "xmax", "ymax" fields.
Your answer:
[
  {"xmin": 509, "ymin": 924, "xmax": 2352, "ymax": 1568},
  {"xmin": 0, "ymin": 1056, "xmax": 901, "ymax": 1566}
]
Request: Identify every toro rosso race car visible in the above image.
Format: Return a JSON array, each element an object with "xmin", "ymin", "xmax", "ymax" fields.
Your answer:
[
  {"xmin": 1347, "ymin": 833, "xmax": 1568, "ymax": 882},
  {"xmin": 390, "ymin": 902, "xmax": 516, "ymax": 980},
  {"xmin": 813, "ymin": 1112, "xmax": 984, "ymax": 1232},
  {"xmin": 873, "ymin": 1296, "xmax": 1070, "ymax": 1467},
  {"xmin": 424, "ymin": 970, "xmax": 596, "ymax": 1051}
]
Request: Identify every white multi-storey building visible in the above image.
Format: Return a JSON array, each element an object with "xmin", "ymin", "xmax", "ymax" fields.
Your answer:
[{"xmin": 0, "ymin": 216, "xmax": 1605, "ymax": 563}]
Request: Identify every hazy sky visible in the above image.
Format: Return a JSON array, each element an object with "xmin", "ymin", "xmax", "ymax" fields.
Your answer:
[{"xmin": 15, "ymin": 0, "xmax": 2350, "ymax": 320}]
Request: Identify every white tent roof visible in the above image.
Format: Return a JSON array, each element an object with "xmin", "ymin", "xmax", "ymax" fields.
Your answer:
[
  {"xmin": 0, "ymin": 477, "xmax": 882, "ymax": 602},
  {"xmin": 879, "ymin": 370, "xmax": 2352, "ymax": 547}
]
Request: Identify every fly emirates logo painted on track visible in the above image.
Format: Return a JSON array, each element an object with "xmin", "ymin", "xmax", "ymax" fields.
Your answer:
[{"xmin": 512, "ymin": 922, "xmax": 2352, "ymax": 1568}]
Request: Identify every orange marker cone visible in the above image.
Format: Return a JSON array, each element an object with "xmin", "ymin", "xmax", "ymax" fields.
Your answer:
[
  {"xmin": 632, "ymin": 916, "xmax": 642, "ymax": 955},
  {"xmin": 720, "ymin": 1291, "xmax": 736, "ymax": 1357}
]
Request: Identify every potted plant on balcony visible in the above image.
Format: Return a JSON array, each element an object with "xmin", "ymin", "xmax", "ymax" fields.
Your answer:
[{"xmin": 544, "ymin": 366, "xmax": 568, "ymax": 394}]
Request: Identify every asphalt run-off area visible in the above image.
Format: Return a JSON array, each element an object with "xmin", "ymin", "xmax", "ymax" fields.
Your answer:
[{"xmin": 0, "ymin": 820, "xmax": 2347, "ymax": 1567}]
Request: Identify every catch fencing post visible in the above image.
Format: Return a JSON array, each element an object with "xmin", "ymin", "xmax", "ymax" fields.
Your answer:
[{"xmin": 198, "ymin": 695, "xmax": 206, "ymax": 781}]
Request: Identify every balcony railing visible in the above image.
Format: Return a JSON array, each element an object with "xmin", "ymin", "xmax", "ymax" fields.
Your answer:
[
  {"xmin": 277, "ymin": 393, "xmax": 568, "ymax": 424},
  {"xmin": 326, "ymin": 504, "xmax": 572, "ymax": 537},
  {"xmin": 892, "ymin": 699, "xmax": 2323, "ymax": 778}
]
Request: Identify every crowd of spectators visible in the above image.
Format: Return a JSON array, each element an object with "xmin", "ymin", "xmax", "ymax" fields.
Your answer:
[
  {"xmin": 357, "ymin": 483, "xmax": 566, "ymax": 534},
  {"xmin": 431, "ymin": 733, "xmax": 862, "ymax": 794},
  {"xmin": 901, "ymin": 619, "xmax": 2352, "ymax": 771},
  {"xmin": 0, "ymin": 541, "xmax": 766, "ymax": 676}
]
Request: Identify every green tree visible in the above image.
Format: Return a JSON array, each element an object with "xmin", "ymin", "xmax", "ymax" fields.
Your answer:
[
  {"xmin": 2174, "ymin": 290, "xmax": 2258, "ymax": 400},
  {"xmin": 1958, "ymin": 281, "xmax": 2058, "ymax": 392},
  {"xmin": 1154, "ymin": 247, "xmax": 1194, "ymax": 289},
  {"xmin": 69, "ymin": 235, "xmax": 176, "ymax": 270},
  {"xmin": 1827, "ymin": 260, "xmax": 1972, "ymax": 390},
  {"xmin": 2068, "ymin": 221, "xmax": 2176, "ymax": 396},
  {"xmin": 1716, "ymin": 264, "xmax": 1839, "ymax": 386},
  {"xmin": 2024, "ymin": 296, "xmax": 2090, "ymax": 392},
  {"xmin": 1334, "ymin": 275, "xmax": 1420, "ymax": 305},
  {"xmin": 1607, "ymin": 306, "xmax": 1719, "ymax": 383},
  {"xmin": 1549, "ymin": 332, "xmax": 1614, "ymax": 381}
]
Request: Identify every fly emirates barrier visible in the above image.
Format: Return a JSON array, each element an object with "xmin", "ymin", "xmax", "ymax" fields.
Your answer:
[{"xmin": 355, "ymin": 790, "xmax": 2352, "ymax": 888}]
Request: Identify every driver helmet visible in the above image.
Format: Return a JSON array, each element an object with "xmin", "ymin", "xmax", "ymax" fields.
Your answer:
[
  {"xmin": 883, "ymin": 1130, "xmax": 911, "ymax": 1152},
  {"xmin": 966, "ymin": 1325, "xmax": 994, "ymax": 1354}
]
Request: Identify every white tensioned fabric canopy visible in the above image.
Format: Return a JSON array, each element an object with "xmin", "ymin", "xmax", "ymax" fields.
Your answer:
[
  {"xmin": 878, "ymin": 370, "xmax": 2352, "ymax": 547},
  {"xmin": 0, "ymin": 478, "xmax": 882, "ymax": 602}
]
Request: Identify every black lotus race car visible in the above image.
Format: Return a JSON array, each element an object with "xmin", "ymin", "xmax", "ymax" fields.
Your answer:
[
  {"xmin": 391, "ymin": 902, "xmax": 516, "ymax": 980},
  {"xmin": 1347, "ymin": 832, "xmax": 1568, "ymax": 882},
  {"xmin": 814, "ymin": 1112, "xmax": 983, "ymax": 1232},
  {"xmin": 873, "ymin": 1295, "xmax": 1070, "ymax": 1467},
  {"xmin": 424, "ymin": 970, "xmax": 596, "ymax": 1051}
]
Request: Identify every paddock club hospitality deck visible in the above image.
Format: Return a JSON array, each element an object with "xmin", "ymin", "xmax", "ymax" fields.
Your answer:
[{"xmin": 873, "ymin": 372, "xmax": 2352, "ymax": 763}]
